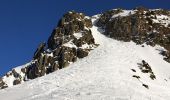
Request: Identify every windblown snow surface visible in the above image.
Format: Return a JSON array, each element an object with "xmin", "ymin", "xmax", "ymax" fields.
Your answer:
[{"xmin": 0, "ymin": 17, "xmax": 170, "ymax": 100}]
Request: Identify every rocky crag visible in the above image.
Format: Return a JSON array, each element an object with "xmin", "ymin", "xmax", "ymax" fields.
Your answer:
[
  {"xmin": 97, "ymin": 7, "xmax": 170, "ymax": 62},
  {"xmin": 0, "ymin": 11, "xmax": 97, "ymax": 89}
]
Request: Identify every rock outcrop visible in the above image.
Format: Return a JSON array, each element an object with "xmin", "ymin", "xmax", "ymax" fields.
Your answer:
[
  {"xmin": 26, "ymin": 11, "xmax": 96, "ymax": 80},
  {"xmin": 0, "ymin": 11, "xmax": 96, "ymax": 89},
  {"xmin": 97, "ymin": 7, "xmax": 170, "ymax": 62}
]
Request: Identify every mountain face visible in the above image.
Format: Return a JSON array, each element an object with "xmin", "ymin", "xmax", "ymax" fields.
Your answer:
[
  {"xmin": 0, "ymin": 11, "xmax": 97, "ymax": 89},
  {"xmin": 97, "ymin": 7, "xmax": 170, "ymax": 63},
  {"xmin": 0, "ymin": 7, "xmax": 170, "ymax": 98}
]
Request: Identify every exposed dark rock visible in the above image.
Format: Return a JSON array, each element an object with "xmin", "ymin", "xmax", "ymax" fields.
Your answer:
[
  {"xmin": 51, "ymin": 62, "xmax": 59, "ymax": 72},
  {"xmin": 132, "ymin": 75, "xmax": 140, "ymax": 79},
  {"xmin": 21, "ymin": 67, "xmax": 27, "ymax": 73},
  {"xmin": 16, "ymin": 11, "xmax": 96, "ymax": 82},
  {"xmin": 0, "ymin": 78, "xmax": 7, "ymax": 89},
  {"xmin": 12, "ymin": 69, "xmax": 20, "ymax": 78},
  {"xmin": 48, "ymin": 11, "xmax": 93, "ymax": 50},
  {"xmin": 6, "ymin": 73, "xmax": 10, "ymax": 77},
  {"xmin": 73, "ymin": 30, "xmax": 95, "ymax": 47},
  {"xmin": 1, "ymin": 85, "xmax": 8, "ymax": 89},
  {"xmin": 61, "ymin": 48, "xmax": 76, "ymax": 67},
  {"xmin": 33, "ymin": 42, "xmax": 46, "ymax": 59},
  {"xmin": 0, "ymin": 79, "xmax": 5, "ymax": 88},
  {"xmin": 97, "ymin": 8, "xmax": 123, "ymax": 27},
  {"xmin": 13, "ymin": 79, "xmax": 21, "ymax": 85},
  {"xmin": 138, "ymin": 60, "xmax": 156, "ymax": 80},
  {"xmin": 160, "ymin": 50, "xmax": 170, "ymax": 63},
  {"xmin": 150, "ymin": 74, "xmax": 156, "ymax": 80},
  {"xmin": 131, "ymin": 69, "xmax": 136, "ymax": 72},
  {"xmin": 27, "ymin": 63, "xmax": 37, "ymax": 79},
  {"xmin": 142, "ymin": 84, "xmax": 149, "ymax": 89},
  {"xmin": 77, "ymin": 49, "xmax": 89, "ymax": 58},
  {"xmin": 97, "ymin": 7, "xmax": 170, "ymax": 63}
]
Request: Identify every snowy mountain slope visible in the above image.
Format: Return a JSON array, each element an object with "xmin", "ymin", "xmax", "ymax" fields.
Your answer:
[
  {"xmin": 0, "ymin": 17, "xmax": 170, "ymax": 100},
  {"xmin": 1, "ymin": 7, "xmax": 170, "ymax": 89}
]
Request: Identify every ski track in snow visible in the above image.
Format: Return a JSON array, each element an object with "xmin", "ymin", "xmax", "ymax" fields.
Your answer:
[{"xmin": 0, "ymin": 18, "xmax": 170, "ymax": 100}]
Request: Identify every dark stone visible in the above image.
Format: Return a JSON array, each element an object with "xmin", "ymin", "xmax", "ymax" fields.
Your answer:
[
  {"xmin": 6, "ymin": 73, "xmax": 10, "ymax": 77},
  {"xmin": 27, "ymin": 63, "xmax": 37, "ymax": 79},
  {"xmin": 51, "ymin": 62, "xmax": 59, "ymax": 72},
  {"xmin": 77, "ymin": 49, "xmax": 89, "ymax": 58},
  {"xmin": 48, "ymin": 11, "xmax": 94, "ymax": 50},
  {"xmin": 131, "ymin": 69, "xmax": 136, "ymax": 72},
  {"xmin": 13, "ymin": 80, "xmax": 21, "ymax": 85},
  {"xmin": 33, "ymin": 42, "xmax": 46, "ymax": 59},
  {"xmin": 1, "ymin": 85, "xmax": 8, "ymax": 89},
  {"xmin": 72, "ymin": 56, "xmax": 77, "ymax": 62},
  {"xmin": 12, "ymin": 69, "xmax": 20, "ymax": 78},
  {"xmin": 150, "ymin": 73, "xmax": 156, "ymax": 80},
  {"xmin": 132, "ymin": 75, "xmax": 140, "ymax": 79},
  {"xmin": 138, "ymin": 60, "xmax": 156, "ymax": 80},
  {"xmin": 53, "ymin": 47, "xmax": 62, "ymax": 56},
  {"xmin": 21, "ymin": 68, "xmax": 27, "ymax": 73},
  {"xmin": 142, "ymin": 84, "xmax": 149, "ymax": 89},
  {"xmin": 0, "ymin": 79, "xmax": 5, "ymax": 87}
]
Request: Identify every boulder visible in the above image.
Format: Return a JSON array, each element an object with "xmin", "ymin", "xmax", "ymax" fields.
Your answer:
[
  {"xmin": 0, "ymin": 79, "xmax": 5, "ymax": 87},
  {"xmin": 138, "ymin": 60, "xmax": 156, "ymax": 80},
  {"xmin": 77, "ymin": 49, "xmax": 89, "ymax": 58},
  {"xmin": 27, "ymin": 63, "xmax": 37, "ymax": 79},
  {"xmin": 12, "ymin": 69, "xmax": 20, "ymax": 78},
  {"xmin": 21, "ymin": 67, "xmax": 27, "ymax": 73},
  {"xmin": 1, "ymin": 85, "xmax": 8, "ymax": 89},
  {"xmin": 13, "ymin": 79, "xmax": 21, "ymax": 85}
]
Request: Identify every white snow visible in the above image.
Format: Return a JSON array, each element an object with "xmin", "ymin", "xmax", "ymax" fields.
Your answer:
[
  {"xmin": 111, "ymin": 10, "xmax": 135, "ymax": 19},
  {"xmin": 73, "ymin": 32, "xmax": 83, "ymax": 39},
  {"xmin": 80, "ymin": 43, "xmax": 92, "ymax": 49},
  {"xmin": 2, "ymin": 74, "xmax": 15, "ymax": 87},
  {"xmin": 0, "ymin": 16, "xmax": 170, "ymax": 100},
  {"xmin": 84, "ymin": 16, "xmax": 90, "ymax": 19},
  {"xmin": 152, "ymin": 14, "xmax": 170, "ymax": 27},
  {"xmin": 63, "ymin": 40, "xmax": 78, "ymax": 49},
  {"xmin": 46, "ymin": 52, "xmax": 54, "ymax": 57},
  {"xmin": 2, "ymin": 62, "xmax": 32, "ymax": 87}
]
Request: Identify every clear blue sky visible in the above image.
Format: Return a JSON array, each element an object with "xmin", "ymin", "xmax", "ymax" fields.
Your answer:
[{"xmin": 0, "ymin": 0, "xmax": 169, "ymax": 76}]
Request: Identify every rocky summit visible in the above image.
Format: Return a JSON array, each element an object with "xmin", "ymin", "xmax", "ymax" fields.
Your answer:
[
  {"xmin": 0, "ymin": 7, "xmax": 170, "ymax": 90},
  {"xmin": 0, "ymin": 11, "xmax": 97, "ymax": 89}
]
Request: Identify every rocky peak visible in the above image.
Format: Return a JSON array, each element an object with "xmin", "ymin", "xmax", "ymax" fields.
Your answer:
[
  {"xmin": 48, "ymin": 11, "xmax": 93, "ymax": 49},
  {"xmin": 0, "ymin": 11, "xmax": 97, "ymax": 89}
]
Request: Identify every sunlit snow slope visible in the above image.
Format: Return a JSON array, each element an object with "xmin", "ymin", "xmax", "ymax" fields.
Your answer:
[{"xmin": 0, "ymin": 16, "xmax": 170, "ymax": 100}]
